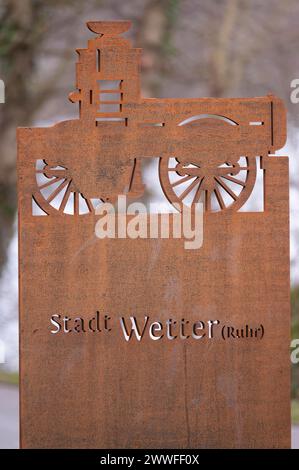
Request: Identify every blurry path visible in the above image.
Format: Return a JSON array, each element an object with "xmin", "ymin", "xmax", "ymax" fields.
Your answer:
[
  {"xmin": 292, "ymin": 426, "xmax": 299, "ymax": 449},
  {"xmin": 0, "ymin": 383, "xmax": 19, "ymax": 449}
]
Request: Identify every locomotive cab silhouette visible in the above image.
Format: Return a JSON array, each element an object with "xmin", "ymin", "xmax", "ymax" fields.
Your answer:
[{"xmin": 33, "ymin": 21, "xmax": 286, "ymax": 215}]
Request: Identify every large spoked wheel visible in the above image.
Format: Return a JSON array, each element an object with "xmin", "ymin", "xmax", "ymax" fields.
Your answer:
[{"xmin": 159, "ymin": 156, "xmax": 257, "ymax": 212}]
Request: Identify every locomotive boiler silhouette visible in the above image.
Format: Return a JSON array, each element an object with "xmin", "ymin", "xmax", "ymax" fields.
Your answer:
[{"xmin": 34, "ymin": 21, "xmax": 286, "ymax": 215}]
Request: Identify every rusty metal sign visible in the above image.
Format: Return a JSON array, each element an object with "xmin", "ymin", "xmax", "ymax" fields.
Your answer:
[{"xmin": 18, "ymin": 21, "xmax": 290, "ymax": 448}]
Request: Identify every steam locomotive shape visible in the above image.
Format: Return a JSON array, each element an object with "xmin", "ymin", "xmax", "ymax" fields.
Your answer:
[{"xmin": 33, "ymin": 21, "xmax": 286, "ymax": 215}]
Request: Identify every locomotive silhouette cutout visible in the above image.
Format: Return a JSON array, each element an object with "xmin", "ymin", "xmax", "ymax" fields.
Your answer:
[{"xmin": 33, "ymin": 21, "xmax": 286, "ymax": 215}]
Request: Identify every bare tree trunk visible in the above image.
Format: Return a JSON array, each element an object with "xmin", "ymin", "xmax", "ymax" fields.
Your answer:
[
  {"xmin": 209, "ymin": 0, "xmax": 239, "ymax": 97},
  {"xmin": 0, "ymin": 0, "xmax": 81, "ymax": 273},
  {"xmin": 0, "ymin": 0, "xmax": 45, "ymax": 271}
]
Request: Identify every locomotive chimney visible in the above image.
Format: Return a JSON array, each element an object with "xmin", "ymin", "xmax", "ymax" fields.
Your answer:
[{"xmin": 69, "ymin": 21, "xmax": 141, "ymax": 123}]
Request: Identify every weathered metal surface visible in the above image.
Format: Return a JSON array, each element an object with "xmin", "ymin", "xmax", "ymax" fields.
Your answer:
[{"xmin": 18, "ymin": 21, "xmax": 290, "ymax": 448}]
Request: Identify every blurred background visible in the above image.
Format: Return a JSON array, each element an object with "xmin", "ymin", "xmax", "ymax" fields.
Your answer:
[{"xmin": 0, "ymin": 0, "xmax": 298, "ymax": 448}]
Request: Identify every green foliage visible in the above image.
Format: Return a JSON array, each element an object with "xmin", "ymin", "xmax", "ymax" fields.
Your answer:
[
  {"xmin": 292, "ymin": 400, "xmax": 299, "ymax": 425},
  {"xmin": 0, "ymin": 200, "xmax": 15, "ymax": 219},
  {"xmin": 0, "ymin": 369, "xmax": 19, "ymax": 386},
  {"xmin": 0, "ymin": 23, "xmax": 17, "ymax": 58},
  {"xmin": 162, "ymin": 0, "xmax": 180, "ymax": 57},
  {"xmin": 0, "ymin": 184, "xmax": 16, "ymax": 221},
  {"xmin": 291, "ymin": 285, "xmax": 299, "ymax": 337}
]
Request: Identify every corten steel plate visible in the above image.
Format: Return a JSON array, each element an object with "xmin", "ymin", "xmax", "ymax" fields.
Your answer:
[{"xmin": 18, "ymin": 21, "xmax": 290, "ymax": 448}]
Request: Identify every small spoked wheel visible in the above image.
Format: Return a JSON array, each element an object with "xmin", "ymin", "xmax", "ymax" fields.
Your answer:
[
  {"xmin": 159, "ymin": 156, "xmax": 257, "ymax": 212},
  {"xmin": 34, "ymin": 159, "xmax": 103, "ymax": 215}
]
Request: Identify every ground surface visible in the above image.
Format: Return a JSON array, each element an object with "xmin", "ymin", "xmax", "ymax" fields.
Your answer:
[
  {"xmin": 0, "ymin": 384, "xmax": 298, "ymax": 449},
  {"xmin": 0, "ymin": 383, "xmax": 19, "ymax": 449}
]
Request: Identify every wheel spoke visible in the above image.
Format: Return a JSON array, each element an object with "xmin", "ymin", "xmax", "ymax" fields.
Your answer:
[
  {"xmin": 39, "ymin": 176, "xmax": 64, "ymax": 190},
  {"xmin": 215, "ymin": 177, "xmax": 238, "ymax": 201},
  {"xmin": 171, "ymin": 174, "xmax": 194, "ymax": 188},
  {"xmin": 46, "ymin": 179, "xmax": 69, "ymax": 203},
  {"xmin": 36, "ymin": 169, "xmax": 67, "ymax": 178},
  {"xmin": 83, "ymin": 196, "xmax": 94, "ymax": 213},
  {"xmin": 59, "ymin": 180, "xmax": 73, "ymax": 211},
  {"xmin": 192, "ymin": 177, "xmax": 204, "ymax": 205},
  {"xmin": 74, "ymin": 192, "xmax": 79, "ymax": 215},
  {"xmin": 178, "ymin": 177, "xmax": 199, "ymax": 201},
  {"xmin": 205, "ymin": 189, "xmax": 211, "ymax": 211},
  {"xmin": 221, "ymin": 174, "xmax": 246, "ymax": 187},
  {"xmin": 214, "ymin": 187, "xmax": 225, "ymax": 210}
]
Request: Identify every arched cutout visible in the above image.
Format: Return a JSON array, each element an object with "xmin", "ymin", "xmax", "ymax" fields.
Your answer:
[
  {"xmin": 32, "ymin": 195, "xmax": 49, "ymax": 216},
  {"xmin": 178, "ymin": 114, "xmax": 238, "ymax": 126}
]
